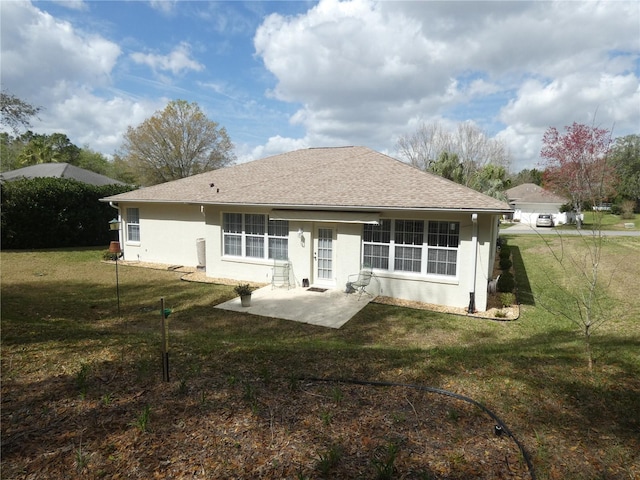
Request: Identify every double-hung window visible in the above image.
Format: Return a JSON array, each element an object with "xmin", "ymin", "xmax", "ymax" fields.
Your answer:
[
  {"xmin": 268, "ymin": 219, "xmax": 289, "ymax": 260},
  {"xmin": 363, "ymin": 220, "xmax": 391, "ymax": 269},
  {"xmin": 223, "ymin": 213, "xmax": 289, "ymax": 260},
  {"xmin": 245, "ymin": 214, "xmax": 265, "ymax": 258},
  {"xmin": 394, "ymin": 220, "xmax": 424, "ymax": 273},
  {"xmin": 427, "ymin": 221, "xmax": 459, "ymax": 276},
  {"xmin": 362, "ymin": 218, "xmax": 459, "ymax": 277},
  {"xmin": 126, "ymin": 208, "xmax": 140, "ymax": 242}
]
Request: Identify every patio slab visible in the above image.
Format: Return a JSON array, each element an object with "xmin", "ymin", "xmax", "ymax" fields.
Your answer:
[{"xmin": 215, "ymin": 285, "xmax": 374, "ymax": 329}]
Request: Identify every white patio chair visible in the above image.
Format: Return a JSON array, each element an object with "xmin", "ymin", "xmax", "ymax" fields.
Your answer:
[
  {"xmin": 345, "ymin": 267, "xmax": 373, "ymax": 299},
  {"xmin": 271, "ymin": 258, "xmax": 291, "ymax": 289}
]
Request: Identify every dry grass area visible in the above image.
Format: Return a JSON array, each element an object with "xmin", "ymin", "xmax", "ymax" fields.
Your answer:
[{"xmin": 2, "ymin": 238, "xmax": 639, "ymax": 479}]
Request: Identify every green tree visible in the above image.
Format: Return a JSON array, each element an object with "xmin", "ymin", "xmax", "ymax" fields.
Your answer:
[
  {"xmin": 1, "ymin": 133, "xmax": 23, "ymax": 172},
  {"xmin": 430, "ymin": 151, "xmax": 464, "ymax": 183},
  {"xmin": 609, "ymin": 134, "xmax": 640, "ymax": 204},
  {"xmin": 510, "ymin": 168, "xmax": 543, "ymax": 187},
  {"xmin": 77, "ymin": 147, "xmax": 113, "ymax": 177},
  {"xmin": 0, "ymin": 91, "xmax": 41, "ymax": 134},
  {"xmin": 469, "ymin": 164, "xmax": 510, "ymax": 200},
  {"xmin": 16, "ymin": 132, "xmax": 80, "ymax": 167},
  {"xmin": 118, "ymin": 99, "xmax": 235, "ymax": 186}
]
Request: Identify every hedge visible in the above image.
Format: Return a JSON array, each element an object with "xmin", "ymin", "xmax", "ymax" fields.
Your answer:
[{"xmin": 1, "ymin": 177, "xmax": 133, "ymax": 249}]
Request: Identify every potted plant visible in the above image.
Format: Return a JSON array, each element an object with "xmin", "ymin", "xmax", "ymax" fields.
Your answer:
[{"xmin": 234, "ymin": 283, "xmax": 252, "ymax": 307}]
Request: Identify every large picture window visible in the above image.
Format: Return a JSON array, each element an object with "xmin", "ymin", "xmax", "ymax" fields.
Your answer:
[
  {"xmin": 223, "ymin": 213, "xmax": 289, "ymax": 260},
  {"xmin": 126, "ymin": 208, "xmax": 140, "ymax": 242},
  {"xmin": 363, "ymin": 219, "xmax": 459, "ymax": 277}
]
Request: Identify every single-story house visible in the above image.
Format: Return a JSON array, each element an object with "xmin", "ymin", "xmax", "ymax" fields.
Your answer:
[
  {"xmin": 0, "ymin": 163, "xmax": 126, "ymax": 186},
  {"xmin": 101, "ymin": 146, "xmax": 512, "ymax": 312},
  {"xmin": 506, "ymin": 183, "xmax": 573, "ymax": 225}
]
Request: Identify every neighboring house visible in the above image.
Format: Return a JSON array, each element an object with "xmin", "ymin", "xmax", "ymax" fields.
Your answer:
[
  {"xmin": 506, "ymin": 183, "xmax": 573, "ymax": 225},
  {"xmin": 0, "ymin": 163, "xmax": 125, "ymax": 186},
  {"xmin": 101, "ymin": 146, "xmax": 512, "ymax": 312}
]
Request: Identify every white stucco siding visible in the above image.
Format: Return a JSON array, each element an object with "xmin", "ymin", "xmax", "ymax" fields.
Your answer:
[
  {"xmin": 203, "ymin": 207, "xmax": 363, "ymax": 288},
  {"xmin": 120, "ymin": 203, "xmax": 205, "ymax": 266},
  {"xmin": 360, "ymin": 211, "xmax": 494, "ymax": 311},
  {"xmin": 201, "ymin": 207, "xmax": 496, "ymax": 311}
]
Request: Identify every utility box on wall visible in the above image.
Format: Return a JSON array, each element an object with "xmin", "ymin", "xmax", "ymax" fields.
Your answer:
[{"xmin": 196, "ymin": 238, "xmax": 206, "ymax": 270}]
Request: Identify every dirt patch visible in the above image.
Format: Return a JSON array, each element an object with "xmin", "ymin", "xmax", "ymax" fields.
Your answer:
[{"xmin": 374, "ymin": 296, "xmax": 519, "ymax": 321}]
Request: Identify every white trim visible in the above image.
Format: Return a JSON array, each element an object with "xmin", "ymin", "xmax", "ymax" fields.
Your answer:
[{"xmin": 270, "ymin": 210, "xmax": 380, "ymax": 224}]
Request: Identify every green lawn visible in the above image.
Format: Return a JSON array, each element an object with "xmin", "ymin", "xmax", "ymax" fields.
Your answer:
[
  {"xmin": 2, "ymin": 237, "xmax": 639, "ymax": 479},
  {"xmin": 564, "ymin": 211, "xmax": 639, "ymax": 230}
]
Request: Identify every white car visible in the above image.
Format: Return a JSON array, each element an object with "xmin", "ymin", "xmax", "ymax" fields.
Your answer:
[{"xmin": 536, "ymin": 214, "xmax": 554, "ymax": 227}]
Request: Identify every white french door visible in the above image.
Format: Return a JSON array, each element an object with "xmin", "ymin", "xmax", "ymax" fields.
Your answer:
[{"xmin": 314, "ymin": 226, "xmax": 335, "ymax": 286}]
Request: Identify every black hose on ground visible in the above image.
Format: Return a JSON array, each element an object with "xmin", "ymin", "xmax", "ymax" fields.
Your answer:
[{"xmin": 300, "ymin": 376, "xmax": 536, "ymax": 480}]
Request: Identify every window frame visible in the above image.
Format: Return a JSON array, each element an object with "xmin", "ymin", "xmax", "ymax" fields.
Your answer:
[
  {"xmin": 222, "ymin": 213, "xmax": 289, "ymax": 261},
  {"xmin": 362, "ymin": 218, "xmax": 460, "ymax": 278},
  {"xmin": 426, "ymin": 220, "xmax": 460, "ymax": 277},
  {"xmin": 125, "ymin": 208, "xmax": 140, "ymax": 243}
]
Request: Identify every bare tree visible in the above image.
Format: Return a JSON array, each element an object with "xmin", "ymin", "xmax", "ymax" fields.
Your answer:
[
  {"xmin": 395, "ymin": 120, "xmax": 511, "ymax": 186},
  {"xmin": 0, "ymin": 91, "xmax": 41, "ymax": 134},
  {"xmin": 396, "ymin": 122, "xmax": 450, "ymax": 171}
]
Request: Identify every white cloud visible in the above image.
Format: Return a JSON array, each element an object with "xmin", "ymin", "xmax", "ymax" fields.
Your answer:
[
  {"xmin": 52, "ymin": 1, "xmax": 89, "ymax": 11},
  {"xmin": 238, "ymin": 135, "xmax": 309, "ymax": 163},
  {"xmin": 253, "ymin": 0, "xmax": 639, "ymax": 169},
  {"xmin": 149, "ymin": 0, "xmax": 177, "ymax": 15},
  {"xmin": 0, "ymin": 2, "xmax": 160, "ymax": 156},
  {"xmin": 36, "ymin": 89, "xmax": 164, "ymax": 155},
  {"xmin": 0, "ymin": 1, "xmax": 121, "ymax": 106},
  {"xmin": 130, "ymin": 42, "xmax": 204, "ymax": 76}
]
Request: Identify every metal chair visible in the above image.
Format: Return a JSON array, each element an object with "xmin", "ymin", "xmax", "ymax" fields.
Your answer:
[
  {"xmin": 271, "ymin": 258, "xmax": 291, "ymax": 289},
  {"xmin": 346, "ymin": 267, "xmax": 373, "ymax": 299}
]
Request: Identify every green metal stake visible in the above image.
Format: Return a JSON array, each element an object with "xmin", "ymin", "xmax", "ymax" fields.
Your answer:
[{"xmin": 160, "ymin": 297, "xmax": 171, "ymax": 382}]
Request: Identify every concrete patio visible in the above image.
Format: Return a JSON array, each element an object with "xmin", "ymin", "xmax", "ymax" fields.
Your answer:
[{"xmin": 215, "ymin": 285, "xmax": 375, "ymax": 329}]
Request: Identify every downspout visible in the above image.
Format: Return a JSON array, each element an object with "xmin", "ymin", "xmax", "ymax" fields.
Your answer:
[{"xmin": 468, "ymin": 213, "xmax": 478, "ymax": 313}]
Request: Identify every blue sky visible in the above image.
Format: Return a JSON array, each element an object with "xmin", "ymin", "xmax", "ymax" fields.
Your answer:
[{"xmin": 2, "ymin": 0, "xmax": 639, "ymax": 170}]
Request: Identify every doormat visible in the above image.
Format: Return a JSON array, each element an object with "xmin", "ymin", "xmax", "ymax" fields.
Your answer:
[{"xmin": 307, "ymin": 287, "xmax": 327, "ymax": 293}]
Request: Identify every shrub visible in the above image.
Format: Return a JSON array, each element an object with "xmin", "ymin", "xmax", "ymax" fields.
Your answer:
[
  {"xmin": 234, "ymin": 284, "xmax": 252, "ymax": 296},
  {"xmin": 620, "ymin": 200, "xmax": 636, "ymax": 220},
  {"xmin": 500, "ymin": 292, "xmax": 515, "ymax": 307},
  {"xmin": 499, "ymin": 257, "xmax": 512, "ymax": 271},
  {"xmin": 497, "ymin": 271, "xmax": 515, "ymax": 293},
  {"xmin": 499, "ymin": 245, "xmax": 511, "ymax": 259}
]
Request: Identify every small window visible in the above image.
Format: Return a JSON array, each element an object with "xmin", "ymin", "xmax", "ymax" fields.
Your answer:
[{"xmin": 126, "ymin": 208, "xmax": 140, "ymax": 242}]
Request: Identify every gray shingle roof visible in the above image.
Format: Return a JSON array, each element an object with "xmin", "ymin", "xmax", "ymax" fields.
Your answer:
[
  {"xmin": 102, "ymin": 146, "xmax": 512, "ymax": 213},
  {"xmin": 506, "ymin": 183, "xmax": 567, "ymax": 204},
  {"xmin": 0, "ymin": 163, "xmax": 125, "ymax": 186}
]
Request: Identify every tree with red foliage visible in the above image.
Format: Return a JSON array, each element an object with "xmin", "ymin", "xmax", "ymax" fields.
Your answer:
[
  {"xmin": 540, "ymin": 122, "xmax": 616, "ymax": 228},
  {"xmin": 538, "ymin": 122, "xmax": 624, "ymax": 372}
]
